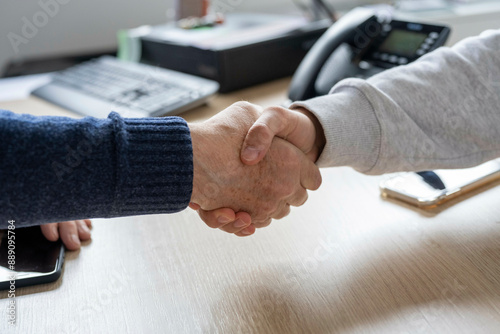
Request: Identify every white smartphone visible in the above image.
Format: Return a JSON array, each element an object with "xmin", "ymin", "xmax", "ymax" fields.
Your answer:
[{"xmin": 380, "ymin": 159, "xmax": 500, "ymax": 209}]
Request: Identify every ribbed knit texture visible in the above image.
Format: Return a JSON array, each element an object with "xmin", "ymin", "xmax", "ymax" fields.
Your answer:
[{"xmin": 0, "ymin": 110, "xmax": 193, "ymax": 228}]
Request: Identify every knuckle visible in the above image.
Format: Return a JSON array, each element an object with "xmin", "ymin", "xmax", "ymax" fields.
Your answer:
[
  {"xmin": 233, "ymin": 101, "xmax": 260, "ymax": 117},
  {"xmin": 292, "ymin": 190, "xmax": 308, "ymax": 207},
  {"xmin": 255, "ymin": 219, "xmax": 272, "ymax": 228},
  {"xmin": 269, "ymin": 202, "xmax": 281, "ymax": 215},
  {"xmin": 280, "ymin": 181, "xmax": 296, "ymax": 198},
  {"xmin": 261, "ymin": 202, "xmax": 274, "ymax": 215},
  {"xmin": 256, "ymin": 201, "xmax": 278, "ymax": 219},
  {"xmin": 265, "ymin": 106, "xmax": 288, "ymax": 119},
  {"xmin": 232, "ymin": 101, "xmax": 252, "ymax": 110},
  {"xmin": 300, "ymin": 192, "xmax": 309, "ymax": 205},
  {"xmin": 273, "ymin": 207, "xmax": 290, "ymax": 220}
]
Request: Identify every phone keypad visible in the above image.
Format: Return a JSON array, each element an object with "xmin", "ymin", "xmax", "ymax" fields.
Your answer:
[
  {"xmin": 372, "ymin": 52, "xmax": 409, "ymax": 66},
  {"xmin": 366, "ymin": 20, "xmax": 447, "ymax": 70},
  {"xmin": 415, "ymin": 31, "xmax": 440, "ymax": 57}
]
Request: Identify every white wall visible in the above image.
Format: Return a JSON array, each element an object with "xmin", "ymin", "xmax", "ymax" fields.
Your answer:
[{"xmin": 1, "ymin": 0, "xmax": 170, "ymax": 75}]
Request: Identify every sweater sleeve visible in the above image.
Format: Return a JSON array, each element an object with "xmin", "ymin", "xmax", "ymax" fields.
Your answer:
[
  {"xmin": 291, "ymin": 29, "xmax": 500, "ymax": 175},
  {"xmin": 0, "ymin": 111, "xmax": 193, "ymax": 228}
]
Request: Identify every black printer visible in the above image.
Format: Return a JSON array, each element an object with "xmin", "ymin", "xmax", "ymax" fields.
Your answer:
[{"xmin": 139, "ymin": 13, "xmax": 330, "ymax": 93}]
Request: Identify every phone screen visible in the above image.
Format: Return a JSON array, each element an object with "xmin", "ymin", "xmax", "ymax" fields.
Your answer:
[
  {"xmin": 0, "ymin": 226, "xmax": 64, "ymax": 290},
  {"xmin": 378, "ymin": 29, "xmax": 428, "ymax": 57}
]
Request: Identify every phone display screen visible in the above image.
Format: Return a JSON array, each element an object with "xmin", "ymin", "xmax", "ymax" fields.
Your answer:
[
  {"xmin": 0, "ymin": 227, "xmax": 64, "ymax": 289},
  {"xmin": 378, "ymin": 29, "xmax": 428, "ymax": 57}
]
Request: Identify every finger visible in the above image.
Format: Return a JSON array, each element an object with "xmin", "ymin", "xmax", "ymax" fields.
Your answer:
[
  {"xmin": 272, "ymin": 204, "xmax": 291, "ymax": 220},
  {"xmin": 189, "ymin": 202, "xmax": 200, "ymax": 210},
  {"xmin": 198, "ymin": 208, "xmax": 236, "ymax": 229},
  {"xmin": 300, "ymin": 157, "xmax": 322, "ymax": 191},
  {"xmin": 235, "ymin": 223, "xmax": 256, "ymax": 237},
  {"xmin": 76, "ymin": 220, "xmax": 92, "ymax": 241},
  {"xmin": 287, "ymin": 187, "xmax": 308, "ymax": 207},
  {"xmin": 253, "ymin": 218, "xmax": 272, "ymax": 229},
  {"xmin": 40, "ymin": 223, "xmax": 59, "ymax": 242},
  {"xmin": 241, "ymin": 106, "xmax": 300, "ymax": 165},
  {"xmin": 219, "ymin": 212, "xmax": 252, "ymax": 234},
  {"xmin": 59, "ymin": 221, "xmax": 81, "ymax": 251},
  {"xmin": 83, "ymin": 219, "xmax": 92, "ymax": 229}
]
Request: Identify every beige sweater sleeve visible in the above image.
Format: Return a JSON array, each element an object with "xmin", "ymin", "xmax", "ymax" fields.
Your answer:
[{"xmin": 291, "ymin": 29, "xmax": 500, "ymax": 175}]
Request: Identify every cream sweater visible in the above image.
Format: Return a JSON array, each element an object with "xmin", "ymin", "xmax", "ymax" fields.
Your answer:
[{"xmin": 292, "ymin": 30, "xmax": 500, "ymax": 174}]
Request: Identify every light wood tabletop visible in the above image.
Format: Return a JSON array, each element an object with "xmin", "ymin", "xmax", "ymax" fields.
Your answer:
[{"xmin": 1, "ymin": 77, "xmax": 500, "ymax": 334}]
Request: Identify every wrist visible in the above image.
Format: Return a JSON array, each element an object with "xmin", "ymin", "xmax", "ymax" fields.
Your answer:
[
  {"xmin": 292, "ymin": 107, "xmax": 326, "ymax": 162},
  {"xmin": 188, "ymin": 121, "xmax": 236, "ymax": 209},
  {"xmin": 188, "ymin": 122, "xmax": 208, "ymax": 207}
]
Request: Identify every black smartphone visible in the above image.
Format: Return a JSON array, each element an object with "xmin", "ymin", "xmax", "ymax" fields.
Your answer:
[{"xmin": 0, "ymin": 226, "xmax": 65, "ymax": 290}]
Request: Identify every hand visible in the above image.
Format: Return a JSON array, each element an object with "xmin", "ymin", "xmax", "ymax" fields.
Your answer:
[
  {"xmin": 40, "ymin": 219, "xmax": 92, "ymax": 251},
  {"xmin": 189, "ymin": 203, "xmax": 255, "ymax": 237},
  {"xmin": 194, "ymin": 105, "xmax": 326, "ymax": 232},
  {"xmin": 189, "ymin": 102, "xmax": 322, "ymax": 236},
  {"xmin": 241, "ymin": 105, "xmax": 326, "ymax": 165}
]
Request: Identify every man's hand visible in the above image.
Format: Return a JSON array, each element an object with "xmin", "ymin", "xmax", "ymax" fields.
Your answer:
[
  {"xmin": 40, "ymin": 219, "xmax": 92, "ymax": 251},
  {"xmin": 241, "ymin": 106, "xmax": 326, "ymax": 165},
  {"xmin": 189, "ymin": 102, "xmax": 322, "ymax": 236},
  {"xmin": 193, "ymin": 105, "xmax": 326, "ymax": 234}
]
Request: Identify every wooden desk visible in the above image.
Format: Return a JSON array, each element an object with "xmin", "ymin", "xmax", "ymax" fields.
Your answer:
[{"xmin": 1, "ymin": 79, "xmax": 500, "ymax": 334}]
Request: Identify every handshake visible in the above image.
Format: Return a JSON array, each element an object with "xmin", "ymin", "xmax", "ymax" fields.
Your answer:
[
  {"xmin": 188, "ymin": 101, "xmax": 326, "ymax": 237},
  {"xmin": 41, "ymin": 101, "xmax": 326, "ymax": 250},
  {"xmin": 41, "ymin": 102, "xmax": 325, "ymax": 247}
]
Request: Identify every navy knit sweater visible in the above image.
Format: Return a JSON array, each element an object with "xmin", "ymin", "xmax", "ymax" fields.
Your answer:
[{"xmin": 0, "ymin": 110, "xmax": 193, "ymax": 228}]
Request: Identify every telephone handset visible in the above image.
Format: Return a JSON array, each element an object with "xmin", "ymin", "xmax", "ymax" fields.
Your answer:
[{"xmin": 288, "ymin": 7, "xmax": 451, "ymax": 101}]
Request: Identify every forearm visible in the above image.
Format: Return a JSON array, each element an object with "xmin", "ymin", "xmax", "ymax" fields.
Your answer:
[
  {"xmin": 292, "ymin": 29, "xmax": 500, "ymax": 174},
  {"xmin": 0, "ymin": 111, "xmax": 193, "ymax": 228}
]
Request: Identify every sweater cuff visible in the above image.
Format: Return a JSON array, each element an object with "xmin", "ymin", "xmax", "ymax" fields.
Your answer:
[
  {"xmin": 290, "ymin": 84, "xmax": 381, "ymax": 173},
  {"xmin": 109, "ymin": 113, "xmax": 193, "ymax": 216}
]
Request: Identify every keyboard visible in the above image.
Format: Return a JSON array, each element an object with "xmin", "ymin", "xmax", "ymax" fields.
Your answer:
[{"xmin": 32, "ymin": 56, "xmax": 219, "ymax": 118}]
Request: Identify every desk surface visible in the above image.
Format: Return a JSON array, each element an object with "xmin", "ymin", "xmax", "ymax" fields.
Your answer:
[{"xmin": 1, "ymin": 78, "xmax": 500, "ymax": 334}]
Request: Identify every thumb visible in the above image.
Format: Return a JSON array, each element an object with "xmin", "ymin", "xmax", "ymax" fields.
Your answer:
[{"xmin": 241, "ymin": 107, "xmax": 300, "ymax": 165}]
